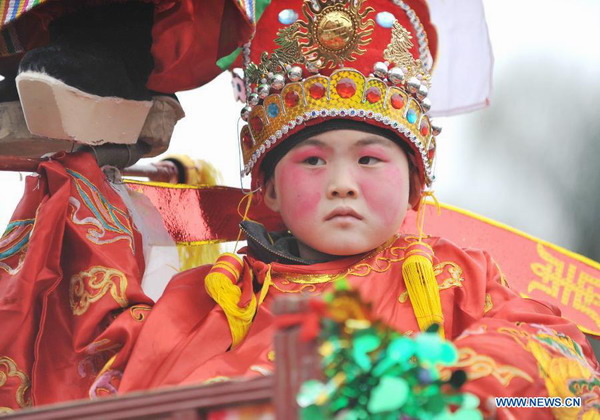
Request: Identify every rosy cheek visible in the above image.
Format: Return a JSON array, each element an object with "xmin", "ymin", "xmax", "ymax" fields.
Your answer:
[
  {"xmin": 361, "ymin": 166, "xmax": 407, "ymax": 225},
  {"xmin": 276, "ymin": 163, "xmax": 322, "ymax": 219}
]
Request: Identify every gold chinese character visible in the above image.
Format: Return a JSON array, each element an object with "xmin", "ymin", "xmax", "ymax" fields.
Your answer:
[{"xmin": 529, "ymin": 244, "xmax": 600, "ymax": 329}]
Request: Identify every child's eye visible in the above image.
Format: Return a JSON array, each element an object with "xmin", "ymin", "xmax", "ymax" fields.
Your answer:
[
  {"xmin": 358, "ymin": 156, "xmax": 381, "ymax": 165},
  {"xmin": 303, "ymin": 156, "xmax": 326, "ymax": 166}
]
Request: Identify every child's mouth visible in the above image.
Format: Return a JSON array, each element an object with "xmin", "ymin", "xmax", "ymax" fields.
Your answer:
[{"xmin": 325, "ymin": 207, "xmax": 363, "ymax": 221}]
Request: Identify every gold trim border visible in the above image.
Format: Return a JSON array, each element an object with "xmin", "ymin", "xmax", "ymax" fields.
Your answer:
[{"xmin": 432, "ymin": 201, "xmax": 599, "ymax": 270}]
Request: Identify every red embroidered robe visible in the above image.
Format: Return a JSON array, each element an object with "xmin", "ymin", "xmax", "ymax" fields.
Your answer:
[{"xmin": 0, "ymin": 153, "xmax": 598, "ymax": 419}]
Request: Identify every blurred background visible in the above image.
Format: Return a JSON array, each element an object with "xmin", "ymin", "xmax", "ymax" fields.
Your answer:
[{"xmin": 2, "ymin": 0, "xmax": 598, "ymax": 261}]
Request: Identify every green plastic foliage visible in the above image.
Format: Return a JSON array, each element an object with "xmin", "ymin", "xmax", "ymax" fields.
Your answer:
[
  {"xmin": 367, "ymin": 376, "xmax": 409, "ymax": 413},
  {"xmin": 297, "ymin": 282, "xmax": 481, "ymax": 419},
  {"xmin": 352, "ymin": 329, "xmax": 380, "ymax": 370}
]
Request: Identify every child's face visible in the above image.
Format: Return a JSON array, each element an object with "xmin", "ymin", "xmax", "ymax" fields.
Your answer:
[{"xmin": 263, "ymin": 129, "xmax": 412, "ymax": 260}]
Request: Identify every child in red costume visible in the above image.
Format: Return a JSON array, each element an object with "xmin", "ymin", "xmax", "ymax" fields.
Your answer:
[
  {"xmin": 0, "ymin": 0, "xmax": 598, "ymax": 419},
  {"xmin": 120, "ymin": 1, "xmax": 600, "ymax": 418}
]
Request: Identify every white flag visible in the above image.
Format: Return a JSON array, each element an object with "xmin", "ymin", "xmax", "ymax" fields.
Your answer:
[{"xmin": 427, "ymin": 0, "xmax": 494, "ymax": 116}]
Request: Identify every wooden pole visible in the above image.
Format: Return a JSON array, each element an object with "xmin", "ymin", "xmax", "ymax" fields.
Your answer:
[
  {"xmin": 0, "ymin": 155, "xmax": 39, "ymax": 172},
  {"xmin": 0, "ymin": 155, "xmax": 179, "ymax": 183}
]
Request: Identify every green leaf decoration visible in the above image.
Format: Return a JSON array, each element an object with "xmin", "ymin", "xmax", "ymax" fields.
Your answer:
[
  {"xmin": 415, "ymin": 332, "xmax": 444, "ymax": 363},
  {"xmin": 300, "ymin": 404, "xmax": 327, "ymax": 420},
  {"xmin": 367, "ymin": 376, "xmax": 409, "ymax": 413},
  {"xmin": 334, "ymin": 277, "xmax": 351, "ymax": 291},
  {"xmin": 439, "ymin": 341, "xmax": 458, "ymax": 365},
  {"xmin": 297, "ymin": 287, "xmax": 481, "ymax": 419},
  {"xmin": 461, "ymin": 393, "xmax": 480, "ymax": 409},
  {"xmin": 387, "ymin": 336, "xmax": 416, "ymax": 362},
  {"xmin": 452, "ymin": 408, "xmax": 484, "ymax": 420}
]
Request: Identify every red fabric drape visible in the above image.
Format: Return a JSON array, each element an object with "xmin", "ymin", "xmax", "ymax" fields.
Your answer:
[{"xmin": 0, "ymin": 152, "xmax": 152, "ymax": 408}]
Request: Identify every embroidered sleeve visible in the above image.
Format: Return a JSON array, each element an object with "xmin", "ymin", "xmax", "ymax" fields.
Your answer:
[{"xmin": 452, "ymin": 251, "xmax": 600, "ymax": 419}]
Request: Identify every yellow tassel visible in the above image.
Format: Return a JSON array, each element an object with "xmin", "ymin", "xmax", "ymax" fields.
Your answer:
[
  {"xmin": 402, "ymin": 192, "xmax": 445, "ymax": 338},
  {"xmin": 402, "ymin": 246, "xmax": 445, "ymax": 338},
  {"xmin": 204, "ymin": 253, "xmax": 257, "ymax": 348},
  {"xmin": 162, "ymin": 155, "xmax": 223, "ymax": 269}
]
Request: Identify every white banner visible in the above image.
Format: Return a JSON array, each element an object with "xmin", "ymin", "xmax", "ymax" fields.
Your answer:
[{"xmin": 427, "ymin": 0, "xmax": 494, "ymax": 116}]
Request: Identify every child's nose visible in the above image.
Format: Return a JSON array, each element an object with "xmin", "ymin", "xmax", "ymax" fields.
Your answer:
[
  {"xmin": 327, "ymin": 169, "xmax": 359, "ymax": 199},
  {"xmin": 328, "ymin": 186, "xmax": 357, "ymax": 198}
]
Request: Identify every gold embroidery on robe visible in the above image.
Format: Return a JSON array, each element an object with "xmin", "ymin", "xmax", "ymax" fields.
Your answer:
[
  {"xmin": 484, "ymin": 293, "xmax": 493, "ymax": 314},
  {"xmin": 0, "ymin": 356, "xmax": 31, "ymax": 411},
  {"xmin": 455, "ymin": 347, "xmax": 534, "ymax": 386},
  {"xmin": 398, "ymin": 260, "xmax": 464, "ymax": 303},
  {"xmin": 350, "ymin": 246, "xmax": 407, "ymax": 277},
  {"xmin": 269, "ymin": 236, "xmax": 403, "ymax": 294},
  {"xmin": 130, "ymin": 304, "xmax": 152, "ymax": 321},
  {"xmin": 0, "ymin": 218, "xmax": 34, "ymax": 275},
  {"xmin": 70, "ymin": 266, "xmax": 129, "ymax": 315},
  {"xmin": 527, "ymin": 328, "xmax": 599, "ymax": 418},
  {"xmin": 497, "ymin": 327, "xmax": 531, "ymax": 352}
]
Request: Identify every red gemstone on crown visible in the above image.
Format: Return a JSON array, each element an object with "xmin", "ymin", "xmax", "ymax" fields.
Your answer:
[
  {"xmin": 365, "ymin": 87, "xmax": 381, "ymax": 103},
  {"xmin": 428, "ymin": 148, "xmax": 435, "ymax": 161},
  {"xmin": 309, "ymin": 82, "xmax": 326, "ymax": 99},
  {"xmin": 250, "ymin": 116, "xmax": 264, "ymax": 133},
  {"xmin": 420, "ymin": 121, "xmax": 430, "ymax": 136},
  {"xmin": 336, "ymin": 78, "xmax": 356, "ymax": 98},
  {"xmin": 284, "ymin": 90, "xmax": 300, "ymax": 107},
  {"xmin": 242, "ymin": 131, "xmax": 253, "ymax": 148},
  {"xmin": 391, "ymin": 93, "xmax": 405, "ymax": 109}
]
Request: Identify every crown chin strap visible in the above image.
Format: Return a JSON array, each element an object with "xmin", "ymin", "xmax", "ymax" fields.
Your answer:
[
  {"xmin": 234, "ymin": 191, "xmax": 257, "ymax": 251},
  {"xmin": 402, "ymin": 191, "xmax": 445, "ymax": 337}
]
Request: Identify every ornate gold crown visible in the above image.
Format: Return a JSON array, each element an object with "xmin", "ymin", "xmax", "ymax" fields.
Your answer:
[
  {"xmin": 240, "ymin": 67, "xmax": 438, "ymax": 183},
  {"xmin": 239, "ymin": 0, "xmax": 440, "ymax": 187}
]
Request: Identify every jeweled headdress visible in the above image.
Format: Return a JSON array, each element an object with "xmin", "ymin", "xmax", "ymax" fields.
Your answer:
[{"xmin": 239, "ymin": 0, "xmax": 440, "ymax": 190}]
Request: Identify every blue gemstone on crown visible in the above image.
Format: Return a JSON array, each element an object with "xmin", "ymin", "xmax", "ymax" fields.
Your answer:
[
  {"xmin": 278, "ymin": 9, "xmax": 298, "ymax": 25},
  {"xmin": 376, "ymin": 11, "xmax": 396, "ymax": 28},
  {"xmin": 407, "ymin": 109, "xmax": 418, "ymax": 124},
  {"xmin": 267, "ymin": 103, "xmax": 280, "ymax": 118}
]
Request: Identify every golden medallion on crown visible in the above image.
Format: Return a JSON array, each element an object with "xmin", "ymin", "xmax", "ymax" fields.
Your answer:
[{"xmin": 297, "ymin": 0, "xmax": 375, "ymax": 68}]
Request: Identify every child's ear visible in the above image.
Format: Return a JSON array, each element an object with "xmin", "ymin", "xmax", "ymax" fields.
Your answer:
[
  {"xmin": 408, "ymin": 170, "xmax": 422, "ymax": 210},
  {"xmin": 262, "ymin": 178, "xmax": 281, "ymax": 213}
]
